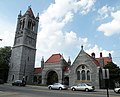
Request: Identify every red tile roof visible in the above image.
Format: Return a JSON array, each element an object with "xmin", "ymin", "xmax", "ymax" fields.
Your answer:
[
  {"xmin": 86, "ymin": 51, "xmax": 112, "ymax": 67},
  {"xmin": 92, "ymin": 58, "xmax": 100, "ymax": 66},
  {"xmin": 34, "ymin": 67, "xmax": 42, "ymax": 73},
  {"xmin": 45, "ymin": 54, "xmax": 62, "ymax": 63},
  {"xmin": 96, "ymin": 57, "xmax": 112, "ymax": 66}
]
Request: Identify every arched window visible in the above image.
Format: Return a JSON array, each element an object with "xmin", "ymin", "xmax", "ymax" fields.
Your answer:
[
  {"xmin": 77, "ymin": 71, "xmax": 80, "ymax": 80},
  {"xmin": 19, "ymin": 20, "xmax": 22, "ymax": 30},
  {"xmin": 22, "ymin": 19, "xmax": 25, "ymax": 29},
  {"xmin": 81, "ymin": 70, "xmax": 85, "ymax": 80},
  {"xmin": 33, "ymin": 76, "xmax": 37, "ymax": 82},
  {"xmin": 87, "ymin": 70, "xmax": 90, "ymax": 80},
  {"xmin": 28, "ymin": 19, "xmax": 32, "ymax": 29},
  {"xmin": 32, "ymin": 22, "xmax": 35, "ymax": 31},
  {"xmin": 76, "ymin": 65, "xmax": 91, "ymax": 81}
]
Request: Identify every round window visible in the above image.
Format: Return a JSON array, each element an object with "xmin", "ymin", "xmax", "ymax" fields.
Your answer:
[{"xmin": 82, "ymin": 65, "xmax": 85, "ymax": 69}]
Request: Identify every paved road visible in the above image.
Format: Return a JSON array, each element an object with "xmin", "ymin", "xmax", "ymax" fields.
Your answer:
[{"xmin": 0, "ymin": 84, "xmax": 120, "ymax": 97}]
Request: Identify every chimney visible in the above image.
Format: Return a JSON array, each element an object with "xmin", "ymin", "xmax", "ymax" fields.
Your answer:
[
  {"xmin": 100, "ymin": 52, "xmax": 102, "ymax": 57},
  {"xmin": 68, "ymin": 56, "xmax": 71, "ymax": 66},
  {"xmin": 91, "ymin": 52, "xmax": 95, "ymax": 58}
]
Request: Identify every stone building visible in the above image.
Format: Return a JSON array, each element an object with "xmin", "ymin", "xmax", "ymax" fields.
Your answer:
[
  {"xmin": 8, "ymin": 6, "xmax": 39, "ymax": 83},
  {"xmin": 41, "ymin": 54, "xmax": 70, "ymax": 85},
  {"xmin": 69, "ymin": 46, "xmax": 100, "ymax": 88},
  {"xmin": 40, "ymin": 46, "xmax": 112, "ymax": 88},
  {"xmin": 8, "ymin": 7, "xmax": 112, "ymax": 88}
]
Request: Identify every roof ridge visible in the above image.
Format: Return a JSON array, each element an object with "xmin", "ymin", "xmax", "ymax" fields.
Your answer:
[
  {"xmin": 85, "ymin": 52, "xmax": 100, "ymax": 66},
  {"xmin": 24, "ymin": 6, "xmax": 35, "ymax": 18}
]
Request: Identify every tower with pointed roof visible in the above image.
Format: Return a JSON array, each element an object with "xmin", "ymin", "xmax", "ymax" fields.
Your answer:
[{"xmin": 8, "ymin": 6, "xmax": 39, "ymax": 83}]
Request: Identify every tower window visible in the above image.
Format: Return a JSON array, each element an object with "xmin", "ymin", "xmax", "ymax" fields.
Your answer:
[
  {"xmin": 19, "ymin": 20, "xmax": 22, "ymax": 30},
  {"xmin": 28, "ymin": 19, "xmax": 32, "ymax": 29},
  {"xmin": 32, "ymin": 22, "xmax": 35, "ymax": 31},
  {"xmin": 22, "ymin": 19, "xmax": 25, "ymax": 30}
]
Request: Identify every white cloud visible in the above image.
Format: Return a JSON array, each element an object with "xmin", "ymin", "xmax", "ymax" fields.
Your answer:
[
  {"xmin": 111, "ymin": 10, "xmax": 120, "ymax": 21},
  {"xmin": 0, "ymin": 0, "xmax": 97, "ymax": 67},
  {"xmin": 79, "ymin": 0, "xmax": 96, "ymax": 15},
  {"xmin": 97, "ymin": 10, "xmax": 120, "ymax": 36},
  {"xmin": 36, "ymin": 30, "xmax": 89, "ymax": 67},
  {"xmin": 73, "ymin": 0, "xmax": 96, "ymax": 15},
  {"xmin": 36, "ymin": 0, "xmax": 96, "ymax": 67},
  {"xmin": 97, "ymin": 5, "xmax": 115, "ymax": 20},
  {"xmin": 86, "ymin": 45, "xmax": 114, "ymax": 58}
]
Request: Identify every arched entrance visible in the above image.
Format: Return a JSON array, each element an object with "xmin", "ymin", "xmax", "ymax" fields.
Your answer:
[
  {"xmin": 64, "ymin": 76, "xmax": 69, "ymax": 85},
  {"xmin": 47, "ymin": 71, "xmax": 58, "ymax": 85},
  {"xmin": 33, "ymin": 76, "xmax": 37, "ymax": 82}
]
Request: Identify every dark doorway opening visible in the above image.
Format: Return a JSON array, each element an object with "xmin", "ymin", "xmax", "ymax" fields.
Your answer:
[
  {"xmin": 47, "ymin": 71, "xmax": 58, "ymax": 85},
  {"xmin": 64, "ymin": 76, "xmax": 69, "ymax": 85}
]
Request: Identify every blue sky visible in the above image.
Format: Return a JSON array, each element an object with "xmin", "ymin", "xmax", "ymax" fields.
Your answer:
[{"xmin": 0, "ymin": 0, "xmax": 120, "ymax": 67}]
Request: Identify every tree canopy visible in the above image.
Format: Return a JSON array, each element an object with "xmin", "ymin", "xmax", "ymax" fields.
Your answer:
[
  {"xmin": 104, "ymin": 62, "xmax": 120, "ymax": 88},
  {"xmin": 0, "ymin": 46, "xmax": 11, "ymax": 82},
  {"xmin": 104, "ymin": 62, "xmax": 120, "ymax": 79}
]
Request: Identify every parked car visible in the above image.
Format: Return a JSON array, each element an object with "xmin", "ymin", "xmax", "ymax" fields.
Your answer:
[
  {"xmin": 48, "ymin": 83, "xmax": 68, "ymax": 90},
  {"xmin": 70, "ymin": 83, "xmax": 95, "ymax": 91},
  {"xmin": 12, "ymin": 80, "xmax": 26, "ymax": 86},
  {"xmin": 0, "ymin": 79, "xmax": 4, "ymax": 84},
  {"xmin": 114, "ymin": 87, "xmax": 120, "ymax": 93}
]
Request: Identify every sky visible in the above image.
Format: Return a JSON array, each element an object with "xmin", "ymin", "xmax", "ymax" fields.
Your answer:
[{"xmin": 0, "ymin": 0, "xmax": 120, "ymax": 67}]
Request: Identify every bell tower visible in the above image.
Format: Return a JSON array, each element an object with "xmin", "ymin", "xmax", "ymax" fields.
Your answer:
[{"xmin": 8, "ymin": 6, "xmax": 39, "ymax": 83}]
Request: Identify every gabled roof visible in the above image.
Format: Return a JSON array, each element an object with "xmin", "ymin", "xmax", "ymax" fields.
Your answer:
[
  {"xmin": 86, "ymin": 53, "xmax": 100, "ymax": 66},
  {"xmin": 73, "ymin": 46, "xmax": 100, "ymax": 67},
  {"xmin": 82, "ymin": 50, "xmax": 100, "ymax": 66},
  {"xmin": 24, "ymin": 6, "xmax": 35, "ymax": 18},
  {"xmin": 76, "ymin": 46, "xmax": 112, "ymax": 67},
  {"xmin": 45, "ymin": 54, "xmax": 62, "ymax": 63}
]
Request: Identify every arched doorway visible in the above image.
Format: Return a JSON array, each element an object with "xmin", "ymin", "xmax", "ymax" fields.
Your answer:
[
  {"xmin": 33, "ymin": 76, "xmax": 37, "ymax": 82},
  {"xmin": 47, "ymin": 71, "xmax": 58, "ymax": 85},
  {"xmin": 64, "ymin": 76, "xmax": 69, "ymax": 85}
]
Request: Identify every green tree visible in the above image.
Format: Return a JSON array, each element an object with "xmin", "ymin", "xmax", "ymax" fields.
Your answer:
[
  {"xmin": 0, "ymin": 46, "xmax": 11, "ymax": 82},
  {"xmin": 104, "ymin": 62, "xmax": 120, "ymax": 88}
]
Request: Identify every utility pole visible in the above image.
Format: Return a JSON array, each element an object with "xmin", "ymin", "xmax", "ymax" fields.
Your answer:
[{"xmin": 102, "ymin": 69, "xmax": 110, "ymax": 97}]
